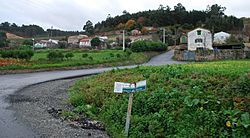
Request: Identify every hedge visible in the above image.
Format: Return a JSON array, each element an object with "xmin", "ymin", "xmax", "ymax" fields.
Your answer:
[
  {"xmin": 0, "ymin": 50, "xmax": 34, "ymax": 60},
  {"xmin": 131, "ymin": 40, "xmax": 167, "ymax": 52}
]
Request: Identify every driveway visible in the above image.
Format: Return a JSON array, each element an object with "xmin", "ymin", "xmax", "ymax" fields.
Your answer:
[{"xmin": 0, "ymin": 50, "xmax": 184, "ymax": 138}]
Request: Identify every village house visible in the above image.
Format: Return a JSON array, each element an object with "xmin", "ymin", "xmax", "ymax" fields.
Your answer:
[
  {"xmin": 68, "ymin": 35, "xmax": 88, "ymax": 44},
  {"xmin": 213, "ymin": 31, "xmax": 231, "ymax": 44},
  {"xmin": 179, "ymin": 33, "xmax": 188, "ymax": 50},
  {"xmin": 34, "ymin": 39, "xmax": 59, "ymax": 48},
  {"xmin": 144, "ymin": 27, "xmax": 158, "ymax": 34},
  {"xmin": 79, "ymin": 38, "xmax": 91, "ymax": 48},
  {"xmin": 131, "ymin": 29, "xmax": 141, "ymax": 36},
  {"xmin": 187, "ymin": 28, "xmax": 213, "ymax": 51}
]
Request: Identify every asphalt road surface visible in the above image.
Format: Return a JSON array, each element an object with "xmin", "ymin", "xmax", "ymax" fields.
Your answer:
[{"xmin": 0, "ymin": 50, "xmax": 185, "ymax": 138}]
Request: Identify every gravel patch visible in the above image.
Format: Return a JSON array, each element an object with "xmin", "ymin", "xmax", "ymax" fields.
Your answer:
[{"xmin": 7, "ymin": 78, "xmax": 109, "ymax": 138}]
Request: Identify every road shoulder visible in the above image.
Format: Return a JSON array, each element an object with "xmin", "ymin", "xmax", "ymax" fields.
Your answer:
[{"xmin": 7, "ymin": 78, "xmax": 109, "ymax": 138}]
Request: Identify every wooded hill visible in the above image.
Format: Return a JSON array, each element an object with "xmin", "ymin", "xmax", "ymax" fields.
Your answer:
[
  {"xmin": 94, "ymin": 3, "xmax": 244, "ymax": 33},
  {"xmin": 0, "ymin": 22, "xmax": 81, "ymax": 38}
]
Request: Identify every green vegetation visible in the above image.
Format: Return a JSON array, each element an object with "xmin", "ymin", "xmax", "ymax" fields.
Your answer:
[
  {"xmin": 131, "ymin": 40, "xmax": 167, "ymax": 52},
  {"xmin": 65, "ymin": 52, "xmax": 74, "ymax": 60},
  {"xmin": 0, "ymin": 22, "xmax": 80, "ymax": 38},
  {"xmin": 69, "ymin": 60, "xmax": 250, "ymax": 137},
  {"xmin": 47, "ymin": 51, "xmax": 64, "ymax": 61},
  {"xmin": 0, "ymin": 49, "xmax": 157, "ymax": 71},
  {"xmin": 91, "ymin": 37, "xmax": 101, "ymax": 47},
  {"xmin": 0, "ymin": 31, "xmax": 9, "ymax": 48},
  {"xmin": 82, "ymin": 53, "xmax": 88, "ymax": 58},
  {"xmin": 0, "ymin": 50, "xmax": 34, "ymax": 60},
  {"xmin": 95, "ymin": 4, "xmax": 243, "ymax": 34}
]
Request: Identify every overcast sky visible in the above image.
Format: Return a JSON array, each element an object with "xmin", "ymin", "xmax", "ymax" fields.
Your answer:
[{"xmin": 0, "ymin": 0, "xmax": 249, "ymax": 31}]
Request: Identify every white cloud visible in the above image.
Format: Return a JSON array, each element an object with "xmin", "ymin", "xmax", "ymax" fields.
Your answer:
[{"xmin": 0, "ymin": 0, "xmax": 249, "ymax": 31}]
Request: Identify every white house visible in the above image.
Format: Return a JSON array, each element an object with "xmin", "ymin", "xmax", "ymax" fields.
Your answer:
[
  {"xmin": 34, "ymin": 39, "xmax": 59, "ymax": 48},
  {"xmin": 214, "ymin": 31, "xmax": 230, "ymax": 44},
  {"xmin": 98, "ymin": 36, "xmax": 108, "ymax": 42},
  {"xmin": 79, "ymin": 38, "xmax": 91, "ymax": 47},
  {"xmin": 188, "ymin": 28, "xmax": 213, "ymax": 51},
  {"xmin": 68, "ymin": 35, "xmax": 88, "ymax": 44}
]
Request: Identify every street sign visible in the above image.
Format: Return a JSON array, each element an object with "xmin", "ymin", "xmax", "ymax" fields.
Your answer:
[
  {"xmin": 135, "ymin": 80, "xmax": 146, "ymax": 91},
  {"xmin": 114, "ymin": 80, "xmax": 146, "ymax": 93},
  {"xmin": 114, "ymin": 80, "xmax": 147, "ymax": 137}
]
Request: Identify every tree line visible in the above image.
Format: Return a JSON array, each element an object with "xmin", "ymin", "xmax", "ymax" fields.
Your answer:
[
  {"xmin": 0, "ymin": 22, "xmax": 81, "ymax": 38},
  {"xmin": 93, "ymin": 3, "xmax": 243, "ymax": 33}
]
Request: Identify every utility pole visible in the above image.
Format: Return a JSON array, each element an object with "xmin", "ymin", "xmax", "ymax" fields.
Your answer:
[
  {"xmin": 163, "ymin": 28, "xmax": 166, "ymax": 44},
  {"xmin": 123, "ymin": 30, "xmax": 125, "ymax": 51},
  {"xmin": 49, "ymin": 26, "xmax": 53, "ymax": 48},
  {"xmin": 32, "ymin": 38, "xmax": 34, "ymax": 51},
  {"xmin": 50, "ymin": 26, "xmax": 53, "ymax": 39}
]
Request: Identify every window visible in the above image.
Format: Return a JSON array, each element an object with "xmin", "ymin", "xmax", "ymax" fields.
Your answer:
[
  {"xmin": 195, "ymin": 38, "xmax": 203, "ymax": 43},
  {"xmin": 197, "ymin": 30, "xmax": 201, "ymax": 35}
]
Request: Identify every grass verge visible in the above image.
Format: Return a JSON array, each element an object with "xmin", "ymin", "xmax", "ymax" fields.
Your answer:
[
  {"xmin": 0, "ymin": 50, "xmax": 160, "ymax": 74},
  {"xmin": 69, "ymin": 60, "xmax": 250, "ymax": 137}
]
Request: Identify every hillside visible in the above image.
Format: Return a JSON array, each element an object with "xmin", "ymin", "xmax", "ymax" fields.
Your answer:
[
  {"xmin": 6, "ymin": 32, "xmax": 23, "ymax": 39},
  {"xmin": 69, "ymin": 60, "xmax": 250, "ymax": 137},
  {"xmin": 94, "ymin": 3, "xmax": 243, "ymax": 34}
]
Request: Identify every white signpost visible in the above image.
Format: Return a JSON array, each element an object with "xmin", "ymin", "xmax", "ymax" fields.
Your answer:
[{"xmin": 114, "ymin": 80, "xmax": 146, "ymax": 137}]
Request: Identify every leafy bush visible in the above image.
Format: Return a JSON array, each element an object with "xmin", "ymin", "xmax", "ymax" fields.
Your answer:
[
  {"xmin": 91, "ymin": 37, "xmax": 101, "ymax": 47},
  {"xmin": 116, "ymin": 53, "xmax": 121, "ymax": 58},
  {"xmin": 109, "ymin": 53, "xmax": 114, "ymax": 57},
  {"xmin": 131, "ymin": 40, "xmax": 167, "ymax": 52},
  {"xmin": 65, "ymin": 52, "xmax": 74, "ymax": 59},
  {"xmin": 0, "ymin": 31, "xmax": 9, "ymax": 48},
  {"xmin": 14, "ymin": 45, "xmax": 32, "ymax": 50},
  {"xmin": 0, "ymin": 50, "xmax": 34, "ymax": 60},
  {"xmin": 88, "ymin": 56, "xmax": 93, "ymax": 60},
  {"xmin": 47, "ymin": 51, "xmax": 64, "ymax": 61},
  {"xmin": 69, "ymin": 60, "xmax": 250, "ymax": 137},
  {"xmin": 82, "ymin": 53, "xmax": 89, "ymax": 58},
  {"xmin": 125, "ymin": 48, "xmax": 133, "ymax": 57}
]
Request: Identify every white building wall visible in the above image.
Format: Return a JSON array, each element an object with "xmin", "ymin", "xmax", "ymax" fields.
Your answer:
[
  {"xmin": 79, "ymin": 41, "xmax": 91, "ymax": 47},
  {"xmin": 188, "ymin": 28, "xmax": 213, "ymax": 51},
  {"xmin": 213, "ymin": 32, "xmax": 230, "ymax": 44}
]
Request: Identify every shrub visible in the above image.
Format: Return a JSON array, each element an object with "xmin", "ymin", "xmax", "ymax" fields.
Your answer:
[
  {"xmin": 125, "ymin": 48, "xmax": 133, "ymax": 57},
  {"xmin": 131, "ymin": 40, "xmax": 167, "ymax": 52},
  {"xmin": 82, "ymin": 53, "xmax": 88, "ymax": 58},
  {"xmin": 47, "ymin": 51, "xmax": 64, "ymax": 61},
  {"xmin": 0, "ymin": 50, "xmax": 34, "ymax": 60},
  {"xmin": 116, "ymin": 53, "xmax": 121, "ymax": 58},
  {"xmin": 91, "ymin": 37, "xmax": 101, "ymax": 47},
  {"xmin": 109, "ymin": 53, "xmax": 114, "ymax": 57},
  {"xmin": 88, "ymin": 56, "xmax": 93, "ymax": 60},
  {"xmin": 0, "ymin": 31, "xmax": 9, "ymax": 48},
  {"xmin": 65, "ymin": 52, "xmax": 74, "ymax": 59},
  {"xmin": 15, "ymin": 45, "xmax": 32, "ymax": 50}
]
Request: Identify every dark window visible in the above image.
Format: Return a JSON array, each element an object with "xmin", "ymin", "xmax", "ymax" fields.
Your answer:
[
  {"xmin": 197, "ymin": 30, "xmax": 201, "ymax": 35},
  {"xmin": 195, "ymin": 38, "xmax": 203, "ymax": 43}
]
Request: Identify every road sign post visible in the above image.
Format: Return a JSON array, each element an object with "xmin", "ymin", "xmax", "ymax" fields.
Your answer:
[
  {"xmin": 125, "ymin": 82, "xmax": 136, "ymax": 137},
  {"xmin": 114, "ymin": 80, "xmax": 146, "ymax": 137},
  {"xmin": 125, "ymin": 92, "xmax": 134, "ymax": 137}
]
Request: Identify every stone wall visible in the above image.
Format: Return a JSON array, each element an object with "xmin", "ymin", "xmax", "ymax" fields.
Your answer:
[{"xmin": 174, "ymin": 49, "xmax": 247, "ymax": 61}]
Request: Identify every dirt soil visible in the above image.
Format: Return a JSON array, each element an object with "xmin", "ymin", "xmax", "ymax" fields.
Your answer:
[{"xmin": 7, "ymin": 78, "xmax": 109, "ymax": 138}]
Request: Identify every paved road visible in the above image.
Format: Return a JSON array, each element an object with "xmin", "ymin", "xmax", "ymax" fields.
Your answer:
[
  {"xmin": 144, "ymin": 50, "xmax": 185, "ymax": 66},
  {"xmin": 0, "ymin": 50, "xmax": 183, "ymax": 138}
]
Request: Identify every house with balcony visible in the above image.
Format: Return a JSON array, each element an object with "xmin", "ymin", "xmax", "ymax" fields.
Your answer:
[{"xmin": 187, "ymin": 28, "xmax": 212, "ymax": 51}]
